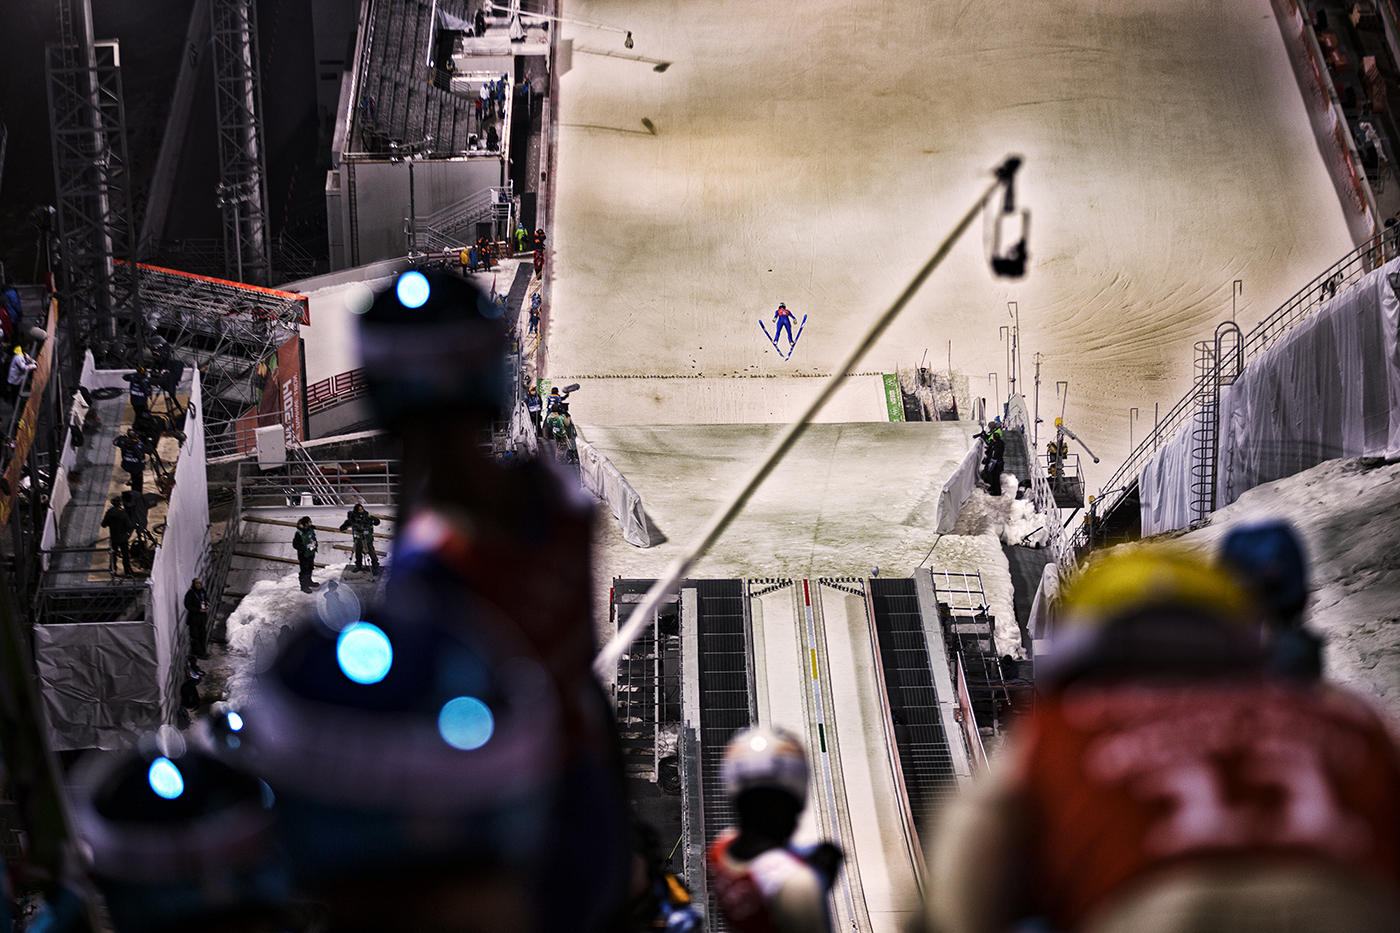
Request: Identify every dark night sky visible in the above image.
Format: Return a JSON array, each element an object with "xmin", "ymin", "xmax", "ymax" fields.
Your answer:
[{"xmin": 0, "ymin": 0, "xmax": 325, "ymax": 283}]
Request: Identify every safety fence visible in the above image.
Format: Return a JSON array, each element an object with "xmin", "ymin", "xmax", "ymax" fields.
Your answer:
[{"xmin": 1072, "ymin": 230, "xmax": 1394, "ymax": 552}]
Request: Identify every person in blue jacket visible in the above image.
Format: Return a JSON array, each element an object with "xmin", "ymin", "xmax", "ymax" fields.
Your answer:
[{"xmin": 773, "ymin": 302, "xmax": 795, "ymax": 347}]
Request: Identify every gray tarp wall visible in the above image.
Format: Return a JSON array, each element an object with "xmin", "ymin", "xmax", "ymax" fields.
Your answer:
[
  {"xmin": 1139, "ymin": 258, "xmax": 1400, "ymax": 535},
  {"xmin": 34, "ymin": 370, "xmax": 209, "ymax": 750},
  {"xmin": 577, "ymin": 436, "xmax": 652, "ymax": 548},
  {"xmin": 32, "ymin": 622, "xmax": 161, "ymax": 748},
  {"xmin": 936, "ymin": 440, "xmax": 983, "ymax": 533}
]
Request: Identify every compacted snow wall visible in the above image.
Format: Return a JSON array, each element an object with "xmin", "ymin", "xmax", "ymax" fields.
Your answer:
[{"xmin": 1140, "ymin": 258, "xmax": 1400, "ymax": 534}]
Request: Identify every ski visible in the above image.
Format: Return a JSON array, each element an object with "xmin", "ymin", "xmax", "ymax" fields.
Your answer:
[
  {"xmin": 759, "ymin": 320, "xmax": 785, "ymax": 356},
  {"xmin": 784, "ymin": 314, "xmax": 808, "ymax": 360}
]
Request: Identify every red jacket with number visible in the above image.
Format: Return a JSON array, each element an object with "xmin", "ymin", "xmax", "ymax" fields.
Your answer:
[{"xmin": 936, "ymin": 682, "xmax": 1400, "ymax": 932}]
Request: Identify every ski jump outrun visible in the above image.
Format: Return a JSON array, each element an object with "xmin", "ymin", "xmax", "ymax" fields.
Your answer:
[{"xmin": 761, "ymin": 301, "xmax": 807, "ymax": 360}]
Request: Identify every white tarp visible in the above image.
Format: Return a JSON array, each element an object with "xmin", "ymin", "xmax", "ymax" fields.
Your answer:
[
  {"xmin": 1026, "ymin": 561, "xmax": 1060, "ymax": 644},
  {"xmin": 1218, "ymin": 259, "xmax": 1400, "ymax": 505},
  {"xmin": 577, "ymin": 437, "xmax": 652, "ymax": 548},
  {"xmin": 936, "ymin": 440, "xmax": 983, "ymax": 533},
  {"xmin": 1138, "ymin": 411, "xmax": 1202, "ymax": 537},
  {"xmin": 1139, "ymin": 258, "xmax": 1400, "ymax": 535},
  {"xmin": 146, "ymin": 370, "xmax": 209, "ymax": 721}
]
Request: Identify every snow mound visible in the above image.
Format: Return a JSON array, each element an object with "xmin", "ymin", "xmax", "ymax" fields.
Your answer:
[
  {"xmin": 951, "ymin": 475, "xmax": 1049, "ymax": 548},
  {"xmin": 1167, "ymin": 457, "xmax": 1400, "ymax": 728},
  {"xmin": 925, "ymin": 532, "xmax": 1024, "ymax": 660},
  {"xmin": 223, "ymin": 563, "xmax": 385, "ymax": 707}
]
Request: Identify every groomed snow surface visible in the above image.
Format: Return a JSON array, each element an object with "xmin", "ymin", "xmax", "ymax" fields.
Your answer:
[{"xmin": 551, "ymin": 0, "xmax": 1354, "ymax": 496}]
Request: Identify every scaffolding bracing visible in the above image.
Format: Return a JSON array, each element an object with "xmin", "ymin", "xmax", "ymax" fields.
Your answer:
[
  {"xmin": 45, "ymin": 0, "xmax": 143, "ymax": 365},
  {"xmin": 116, "ymin": 260, "xmax": 307, "ymax": 437},
  {"xmin": 210, "ymin": 0, "xmax": 273, "ymax": 286}
]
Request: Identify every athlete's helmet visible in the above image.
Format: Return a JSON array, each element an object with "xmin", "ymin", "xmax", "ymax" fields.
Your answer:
[
  {"xmin": 70, "ymin": 728, "xmax": 289, "ymax": 932},
  {"xmin": 1046, "ymin": 545, "xmax": 1260, "ymax": 687},
  {"xmin": 1219, "ymin": 519, "xmax": 1310, "ymax": 623},
  {"xmin": 721, "ymin": 726, "xmax": 809, "ymax": 806},
  {"xmin": 218, "ymin": 600, "xmax": 563, "ymax": 888},
  {"xmin": 357, "ymin": 269, "xmax": 509, "ymax": 427}
]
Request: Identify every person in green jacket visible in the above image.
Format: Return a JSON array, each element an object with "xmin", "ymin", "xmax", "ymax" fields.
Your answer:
[
  {"xmin": 293, "ymin": 516, "xmax": 320, "ymax": 593},
  {"xmin": 515, "ymin": 224, "xmax": 528, "ymax": 253}
]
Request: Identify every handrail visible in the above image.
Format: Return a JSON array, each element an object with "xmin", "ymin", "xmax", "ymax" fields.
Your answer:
[{"xmin": 1072, "ymin": 231, "xmax": 1391, "ymax": 551}]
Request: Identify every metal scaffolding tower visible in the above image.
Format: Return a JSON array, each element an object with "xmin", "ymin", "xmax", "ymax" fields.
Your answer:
[
  {"xmin": 210, "ymin": 0, "xmax": 272, "ymax": 286},
  {"xmin": 119, "ymin": 260, "xmax": 307, "ymax": 433},
  {"xmin": 45, "ymin": 0, "xmax": 142, "ymax": 364}
]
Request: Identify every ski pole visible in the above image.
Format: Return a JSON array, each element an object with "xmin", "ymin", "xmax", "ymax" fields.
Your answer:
[{"xmin": 595, "ymin": 156, "xmax": 1024, "ymax": 677}]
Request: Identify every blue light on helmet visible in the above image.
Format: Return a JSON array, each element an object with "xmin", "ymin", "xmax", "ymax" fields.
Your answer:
[
  {"xmin": 395, "ymin": 271, "xmax": 431, "ymax": 309},
  {"xmin": 336, "ymin": 622, "xmax": 394, "ymax": 685}
]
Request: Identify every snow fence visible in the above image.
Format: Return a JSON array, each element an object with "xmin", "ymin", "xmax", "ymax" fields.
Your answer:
[
  {"xmin": 1140, "ymin": 257, "xmax": 1400, "ymax": 535},
  {"xmin": 577, "ymin": 437, "xmax": 652, "ymax": 547}
]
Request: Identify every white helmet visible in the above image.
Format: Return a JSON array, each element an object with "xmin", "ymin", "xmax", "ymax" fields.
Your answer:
[{"xmin": 721, "ymin": 726, "xmax": 809, "ymax": 805}]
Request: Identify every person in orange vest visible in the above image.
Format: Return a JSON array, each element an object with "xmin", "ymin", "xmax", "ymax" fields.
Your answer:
[
  {"xmin": 707, "ymin": 726, "xmax": 842, "ymax": 932},
  {"xmin": 924, "ymin": 546, "xmax": 1400, "ymax": 933}
]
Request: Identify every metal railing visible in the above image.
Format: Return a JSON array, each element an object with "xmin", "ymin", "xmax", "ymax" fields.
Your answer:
[
  {"xmin": 206, "ymin": 410, "xmax": 286, "ymax": 461},
  {"xmin": 288, "ymin": 442, "xmax": 346, "ymax": 507},
  {"xmin": 236, "ymin": 458, "xmax": 399, "ymax": 510},
  {"xmin": 1071, "ymin": 231, "xmax": 1395, "ymax": 552}
]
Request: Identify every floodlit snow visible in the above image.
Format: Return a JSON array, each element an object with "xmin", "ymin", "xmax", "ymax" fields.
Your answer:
[
  {"xmin": 1166, "ymin": 457, "xmax": 1400, "ymax": 728},
  {"xmin": 551, "ymin": 0, "xmax": 1354, "ymax": 497}
]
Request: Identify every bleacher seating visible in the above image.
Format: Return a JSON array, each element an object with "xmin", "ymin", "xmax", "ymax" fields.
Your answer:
[{"xmin": 356, "ymin": 0, "xmax": 478, "ymax": 154}]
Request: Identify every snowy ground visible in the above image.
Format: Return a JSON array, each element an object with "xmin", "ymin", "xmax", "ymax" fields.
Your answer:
[
  {"xmin": 550, "ymin": 0, "xmax": 1355, "ymax": 496},
  {"xmin": 1163, "ymin": 457, "xmax": 1400, "ymax": 729}
]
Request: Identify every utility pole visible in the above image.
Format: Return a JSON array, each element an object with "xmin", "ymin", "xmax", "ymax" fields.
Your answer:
[
  {"xmin": 1032, "ymin": 351, "xmax": 1043, "ymax": 448},
  {"xmin": 1008, "ymin": 300, "xmax": 1020, "ymax": 396}
]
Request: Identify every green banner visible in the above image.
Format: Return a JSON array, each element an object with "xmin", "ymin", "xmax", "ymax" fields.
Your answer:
[{"xmin": 883, "ymin": 373, "xmax": 905, "ymax": 422}]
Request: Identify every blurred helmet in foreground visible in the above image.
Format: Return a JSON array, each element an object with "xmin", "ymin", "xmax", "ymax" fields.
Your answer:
[
  {"xmin": 357, "ymin": 269, "xmax": 509, "ymax": 427},
  {"xmin": 1046, "ymin": 546, "xmax": 1260, "ymax": 687},
  {"xmin": 221, "ymin": 601, "xmax": 562, "ymax": 893},
  {"xmin": 1219, "ymin": 519, "xmax": 1310, "ymax": 623},
  {"xmin": 70, "ymin": 728, "xmax": 288, "ymax": 932},
  {"xmin": 721, "ymin": 726, "xmax": 809, "ymax": 806}
]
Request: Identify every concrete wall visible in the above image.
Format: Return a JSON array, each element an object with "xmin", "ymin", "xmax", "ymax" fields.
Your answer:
[{"xmin": 327, "ymin": 157, "xmax": 506, "ymax": 269}]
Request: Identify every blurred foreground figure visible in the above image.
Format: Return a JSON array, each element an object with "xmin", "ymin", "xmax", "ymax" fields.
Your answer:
[
  {"xmin": 228, "ymin": 269, "xmax": 628, "ymax": 930},
  {"xmin": 925, "ymin": 546, "xmax": 1400, "ymax": 933},
  {"xmin": 71, "ymin": 728, "xmax": 291, "ymax": 932},
  {"xmin": 1219, "ymin": 518, "xmax": 1322, "ymax": 680},
  {"xmin": 708, "ymin": 726, "xmax": 842, "ymax": 933}
]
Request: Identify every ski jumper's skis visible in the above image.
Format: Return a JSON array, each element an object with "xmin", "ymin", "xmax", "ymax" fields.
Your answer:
[
  {"xmin": 784, "ymin": 314, "xmax": 808, "ymax": 360},
  {"xmin": 760, "ymin": 320, "xmax": 785, "ymax": 356}
]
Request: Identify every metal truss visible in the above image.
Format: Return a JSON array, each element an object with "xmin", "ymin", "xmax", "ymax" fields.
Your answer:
[
  {"xmin": 118, "ymin": 260, "xmax": 307, "ymax": 429},
  {"xmin": 45, "ymin": 8, "xmax": 143, "ymax": 365},
  {"xmin": 210, "ymin": 0, "xmax": 272, "ymax": 285}
]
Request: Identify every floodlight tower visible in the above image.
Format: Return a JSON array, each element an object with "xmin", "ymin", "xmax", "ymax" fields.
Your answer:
[{"xmin": 210, "ymin": 0, "xmax": 272, "ymax": 285}]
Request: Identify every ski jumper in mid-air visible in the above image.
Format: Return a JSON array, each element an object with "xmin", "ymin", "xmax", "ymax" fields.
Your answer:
[{"xmin": 773, "ymin": 303, "xmax": 795, "ymax": 346}]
